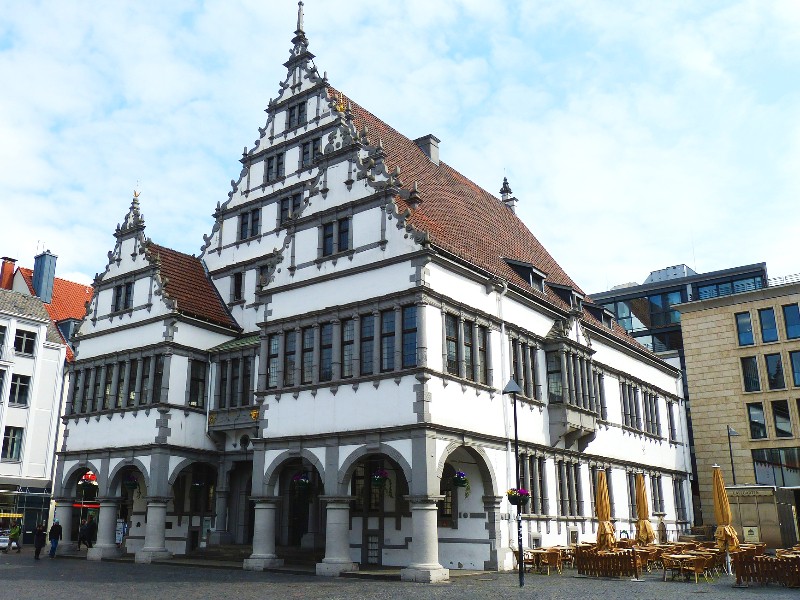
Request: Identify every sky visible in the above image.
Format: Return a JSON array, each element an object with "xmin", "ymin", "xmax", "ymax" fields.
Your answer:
[{"xmin": 1, "ymin": 0, "xmax": 799, "ymax": 294}]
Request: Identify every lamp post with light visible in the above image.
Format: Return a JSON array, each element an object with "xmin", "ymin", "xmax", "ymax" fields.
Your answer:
[{"xmin": 503, "ymin": 378, "xmax": 524, "ymax": 588}]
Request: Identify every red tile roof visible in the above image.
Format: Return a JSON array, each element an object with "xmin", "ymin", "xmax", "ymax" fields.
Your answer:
[
  {"xmin": 145, "ymin": 243, "xmax": 239, "ymax": 331},
  {"xmin": 18, "ymin": 267, "xmax": 93, "ymax": 361},
  {"xmin": 328, "ymin": 87, "xmax": 659, "ymax": 359}
]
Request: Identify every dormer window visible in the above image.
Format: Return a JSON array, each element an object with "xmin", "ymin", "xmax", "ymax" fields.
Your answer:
[
  {"xmin": 504, "ymin": 259, "xmax": 546, "ymax": 292},
  {"xmin": 287, "ymin": 100, "xmax": 307, "ymax": 130}
]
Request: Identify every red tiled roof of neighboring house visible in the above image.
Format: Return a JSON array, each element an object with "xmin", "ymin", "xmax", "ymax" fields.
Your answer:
[
  {"xmin": 18, "ymin": 267, "xmax": 93, "ymax": 361},
  {"xmin": 328, "ymin": 88, "xmax": 662, "ymax": 361},
  {"xmin": 145, "ymin": 243, "xmax": 239, "ymax": 331}
]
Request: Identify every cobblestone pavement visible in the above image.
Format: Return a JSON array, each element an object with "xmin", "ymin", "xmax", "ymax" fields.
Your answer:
[{"xmin": 1, "ymin": 552, "xmax": 796, "ymax": 600}]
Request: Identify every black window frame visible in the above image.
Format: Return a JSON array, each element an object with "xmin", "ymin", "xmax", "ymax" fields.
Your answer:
[
  {"xmin": 783, "ymin": 304, "xmax": 800, "ymax": 339},
  {"xmin": 444, "ymin": 314, "xmax": 459, "ymax": 375},
  {"xmin": 771, "ymin": 399, "xmax": 792, "ymax": 438},
  {"xmin": 13, "ymin": 330, "xmax": 36, "ymax": 355},
  {"xmin": 341, "ymin": 318, "xmax": 355, "ymax": 378},
  {"xmin": 189, "ymin": 360, "xmax": 207, "ymax": 408},
  {"xmin": 759, "ymin": 307, "xmax": 779, "ymax": 343},
  {"xmin": 267, "ymin": 334, "xmax": 279, "ymax": 389},
  {"xmin": 284, "ymin": 331, "xmax": 297, "ymax": 386},
  {"xmin": 319, "ymin": 323, "xmax": 333, "ymax": 382},
  {"xmin": 301, "ymin": 327, "xmax": 314, "ymax": 384},
  {"xmin": 747, "ymin": 402, "xmax": 767, "ymax": 439},
  {"xmin": 764, "ymin": 353, "xmax": 786, "ymax": 390},
  {"xmin": 401, "ymin": 306, "xmax": 417, "ymax": 369},
  {"xmin": 380, "ymin": 309, "xmax": 395, "ymax": 372},
  {"xmin": 741, "ymin": 356, "xmax": 761, "ymax": 392},
  {"xmin": 735, "ymin": 312, "xmax": 754, "ymax": 346},
  {"xmin": 1, "ymin": 426, "xmax": 24, "ymax": 461},
  {"xmin": 9, "ymin": 374, "xmax": 31, "ymax": 405},
  {"xmin": 360, "ymin": 315, "xmax": 374, "ymax": 376}
]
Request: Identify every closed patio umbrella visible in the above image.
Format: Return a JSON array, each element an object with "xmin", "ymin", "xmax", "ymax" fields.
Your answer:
[
  {"xmin": 634, "ymin": 473, "xmax": 655, "ymax": 545},
  {"xmin": 712, "ymin": 465, "xmax": 739, "ymax": 553},
  {"xmin": 596, "ymin": 470, "xmax": 615, "ymax": 550}
]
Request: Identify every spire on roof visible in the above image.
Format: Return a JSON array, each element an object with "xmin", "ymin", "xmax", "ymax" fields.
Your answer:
[
  {"xmin": 116, "ymin": 189, "xmax": 146, "ymax": 237},
  {"xmin": 499, "ymin": 177, "xmax": 518, "ymax": 214},
  {"xmin": 296, "ymin": 1, "xmax": 304, "ymax": 34}
]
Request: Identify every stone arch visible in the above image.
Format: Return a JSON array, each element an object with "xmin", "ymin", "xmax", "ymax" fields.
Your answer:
[
  {"xmin": 338, "ymin": 443, "xmax": 412, "ymax": 496},
  {"xmin": 107, "ymin": 458, "xmax": 151, "ymax": 496},
  {"xmin": 436, "ymin": 442, "xmax": 498, "ymax": 497},
  {"xmin": 167, "ymin": 457, "xmax": 217, "ymax": 486},
  {"xmin": 61, "ymin": 460, "xmax": 103, "ymax": 496},
  {"xmin": 263, "ymin": 449, "xmax": 325, "ymax": 495}
]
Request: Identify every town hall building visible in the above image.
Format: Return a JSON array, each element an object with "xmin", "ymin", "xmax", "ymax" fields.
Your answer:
[{"xmin": 54, "ymin": 4, "xmax": 693, "ymax": 582}]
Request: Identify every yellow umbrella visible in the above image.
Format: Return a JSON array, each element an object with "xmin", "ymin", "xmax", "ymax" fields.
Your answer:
[
  {"xmin": 634, "ymin": 473, "xmax": 655, "ymax": 545},
  {"xmin": 595, "ymin": 470, "xmax": 616, "ymax": 550},
  {"xmin": 712, "ymin": 465, "xmax": 739, "ymax": 552}
]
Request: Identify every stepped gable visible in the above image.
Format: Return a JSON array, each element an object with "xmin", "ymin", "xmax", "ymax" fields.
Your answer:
[
  {"xmin": 145, "ymin": 243, "xmax": 239, "ymax": 331},
  {"xmin": 327, "ymin": 87, "xmax": 659, "ymax": 358},
  {"xmin": 328, "ymin": 87, "xmax": 581, "ymax": 307}
]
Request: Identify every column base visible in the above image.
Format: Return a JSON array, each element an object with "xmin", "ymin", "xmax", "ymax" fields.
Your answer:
[
  {"xmin": 400, "ymin": 566, "xmax": 450, "ymax": 583},
  {"xmin": 87, "ymin": 545, "xmax": 123, "ymax": 561},
  {"xmin": 135, "ymin": 549, "xmax": 173, "ymax": 563},
  {"xmin": 316, "ymin": 560, "xmax": 359, "ymax": 577},
  {"xmin": 243, "ymin": 556, "xmax": 284, "ymax": 571}
]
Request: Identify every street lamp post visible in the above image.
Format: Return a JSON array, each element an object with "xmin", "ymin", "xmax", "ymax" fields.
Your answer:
[
  {"xmin": 503, "ymin": 378, "xmax": 524, "ymax": 588},
  {"xmin": 727, "ymin": 426, "xmax": 740, "ymax": 485}
]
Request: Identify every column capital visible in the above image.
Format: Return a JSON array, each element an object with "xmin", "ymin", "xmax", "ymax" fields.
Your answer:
[
  {"xmin": 250, "ymin": 495, "xmax": 281, "ymax": 505},
  {"xmin": 144, "ymin": 496, "xmax": 172, "ymax": 504},
  {"xmin": 96, "ymin": 497, "xmax": 122, "ymax": 505},
  {"xmin": 404, "ymin": 494, "xmax": 444, "ymax": 506}
]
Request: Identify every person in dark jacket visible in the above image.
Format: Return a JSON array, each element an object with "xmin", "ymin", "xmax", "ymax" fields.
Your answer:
[
  {"xmin": 48, "ymin": 519, "xmax": 62, "ymax": 558},
  {"xmin": 84, "ymin": 515, "xmax": 97, "ymax": 549},
  {"xmin": 33, "ymin": 524, "xmax": 46, "ymax": 560},
  {"xmin": 77, "ymin": 519, "xmax": 87, "ymax": 550}
]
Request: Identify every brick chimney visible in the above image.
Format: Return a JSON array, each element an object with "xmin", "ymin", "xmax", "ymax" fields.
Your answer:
[
  {"xmin": 0, "ymin": 257, "xmax": 16, "ymax": 290},
  {"xmin": 32, "ymin": 250, "xmax": 58, "ymax": 304}
]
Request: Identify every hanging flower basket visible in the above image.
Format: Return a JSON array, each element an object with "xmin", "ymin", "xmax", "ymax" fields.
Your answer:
[
  {"xmin": 453, "ymin": 471, "xmax": 471, "ymax": 498},
  {"xmin": 372, "ymin": 469, "xmax": 393, "ymax": 498},
  {"xmin": 292, "ymin": 473, "xmax": 311, "ymax": 499},
  {"xmin": 507, "ymin": 488, "xmax": 530, "ymax": 506},
  {"xmin": 123, "ymin": 475, "xmax": 139, "ymax": 490}
]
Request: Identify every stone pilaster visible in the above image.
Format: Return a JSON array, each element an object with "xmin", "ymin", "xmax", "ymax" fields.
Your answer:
[
  {"xmin": 243, "ymin": 497, "xmax": 283, "ymax": 570},
  {"xmin": 88, "ymin": 498, "xmax": 122, "ymax": 560},
  {"xmin": 400, "ymin": 495, "xmax": 449, "ymax": 583},
  {"xmin": 316, "ymin": 496, "xmax": 358, "ymax": 576}
]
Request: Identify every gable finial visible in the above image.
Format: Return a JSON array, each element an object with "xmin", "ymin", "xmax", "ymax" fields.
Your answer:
[
  {"xmin": 296, "ymin": 1, "xmax": 304, "ymax": 34},
  {"xmin": 500, "ymin": 177, "xmax": 512, "ymax": 200}
]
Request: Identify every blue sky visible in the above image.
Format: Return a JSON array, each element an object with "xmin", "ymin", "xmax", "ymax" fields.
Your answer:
[{"xmin": 1, "ymin": 0, "xmax": 798, "ymax": 293}]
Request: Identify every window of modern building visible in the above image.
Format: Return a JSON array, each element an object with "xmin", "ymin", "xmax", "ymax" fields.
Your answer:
[
  {"xmin": 360, "ymin": 315, "xmax": 374, "ymax": 376},
  {"xmin": 279, "ymin": 193, "xmax": 303, "ymax": 225},
  {"xmin": 784, "ymin": 304, "xmax": 800, "ymax": 339},
  {"xmin": 648, "ymin": 291, "xmax": 682, "ymax": 327},
  {"xmin": 14, "ymin": 330, "xmax": 36, "ymax": 355},
  {"xmin": 301, "ymin": 327, "xmax": 314, "ymax": 384},
  {"xmin": 112, "ymin": 282, "xmax": 134, "ymax": 312},
  {"xmin": 790, "ymin": 351, "xmax": 800, "ymax": 387},
  {"xmin": 265, "ymin": 152, "xmax": 285, "ymax": 182},
  {"xmin": 735, "ymin": 312, "xmax": 754, "ymax": 346},
  {"xmin": 771, "ymin": 400, "xmax": 792, "ymax": 438},
  {"xmin": 188, "ymin": 361, "xmax": 207, "ymax": 408},
  {"xmin": 401, "ymin": 306, "xmax": 417, "ymax": 369},
  {"xmin": 380, "ymin": 310, "xmax": 395, "ymax": 372},
  {"xmin": 287, "ymin": 100, "xmax": 307, "ymax": 129},
  {"xmin": 741, "ymin": 356, "xmax": 760, "ymax": 392},
  {"xmin": 764, "ymin": 353, "xmax": 785, "ymax": 390},
  {"xmin": 238, "ymin": 208, "xmax": 261, "ymax": 241},
  {"xmin": 759, "ymin": 308, "xmax": 779, "ymax": 343},
  {"xmin": 673, "ymin": 478, "xmax": 687, "ymax": 521},
  {"xmin": 602, "ymin": 299, "xmax": 648, "ymax": 333},
  {"xmin": 752, "ymin": 447, "xmax": 800, "ymax": 487},
  {"xmin": 747, "ymin": 402, "xmax": 767, "ymax": 439},
  {"xmin": 283, "ymin": 331, "xmax": 296, "ymax": 386},
  {"xmin": 341, "ymin": 319, "xmax": 355, "ymax": 378},
  {"xmin": 1, "ymin": 426, "xmax": 23, "ymax": 461},
  {"xmin": 444, "ymin": 314, "xmax": 459, "ymax": 375},
  {"xmin": 231, "ymin": 272, "xmax": 244, "ymax": 302},
  {"xmin": 301, "ymin": 137, "xmax": 321, "ymax": 167},
  {"xmin": 9, "ymin": 374, "xmax": 30, "ymax": 405},
  {"xmin": 319, "ymin": 323, "xmax": 333, "ymax": 382},
  {"xmin": 697, "ymin": 276, "xmax": 764, "ymax": 300}
]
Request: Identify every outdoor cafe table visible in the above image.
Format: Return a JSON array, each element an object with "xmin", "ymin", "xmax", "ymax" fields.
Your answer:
[
  {"xmin": 528, "ymin": 548, "xmax": 549, "ymax": 572},
  {"xmin": 662, "ymin": 554, "xmax": 694, "ymax": 581}
]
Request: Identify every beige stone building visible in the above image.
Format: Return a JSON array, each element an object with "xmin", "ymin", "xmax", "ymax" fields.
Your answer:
[{"xmin": 680, "ymin": 279, "xmax": 800, "ymax": 545}]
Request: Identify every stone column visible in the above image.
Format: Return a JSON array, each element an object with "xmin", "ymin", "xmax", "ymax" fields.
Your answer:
[
  {"xmin": 316, "ymin": 496, "xmax": 358, "ymax": 576},
  {"xmin": 400, "ymin": 495, "xmax": 449, "ymax": 583},
  {"xmin": 88, "ymin": 498, "xmax": 122, "ymax": 560},
  {"xmin": 208, "ymin": 489, "xmax": 232, "ymax": 545},
  {"xmin": 243, "ymin": 497, "xmax": 283, "ymax": 570},
  {"xmin": 135, "ymin": 497, "xmax": 172, "ymax": 563},
  {"xmin": 54, "ymin": 500, "xmax": 74, "ymax": 551}
]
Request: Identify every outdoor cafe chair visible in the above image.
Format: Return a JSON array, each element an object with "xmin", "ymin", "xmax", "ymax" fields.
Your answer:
[{"xmin": 539, "ymin": 549, "xmax": 563, "ymax": 575}]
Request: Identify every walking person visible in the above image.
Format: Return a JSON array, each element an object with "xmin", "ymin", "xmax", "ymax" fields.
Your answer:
[
  {"xmin": 2, "ymin": 520, "xmax": 22, "ymax": 553},
  {"xmin": 33, "ymin": 524, "xmax": 46, "ymax": 560},
  {"xmin": 77, "ymin": 519, "xmax": 87, "ymax": 550},
  {"xmin": 48, "ymin": 519, "xmax": 62, "ymax": 558}
]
